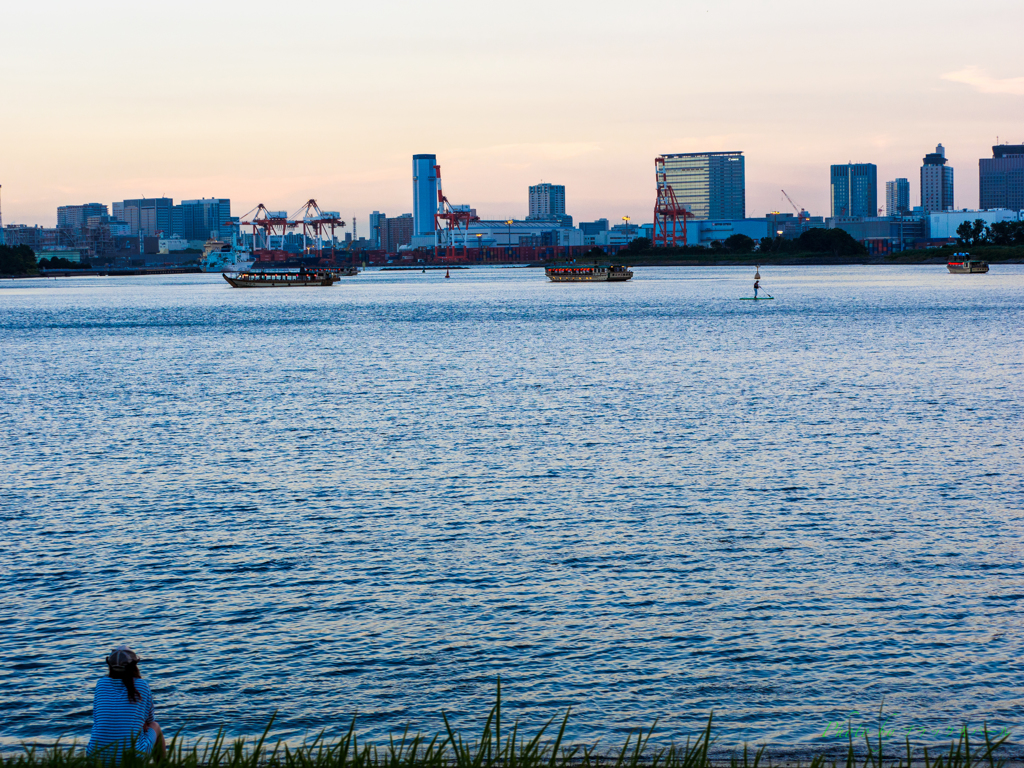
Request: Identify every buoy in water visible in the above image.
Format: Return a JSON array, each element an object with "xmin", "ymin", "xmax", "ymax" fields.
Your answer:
[
  {"xmin": 755, "ymin": 264, "xmax": 761, "ymax": 280},
  {"xmin": 445, "ymin": 269, "xmax": 450, "ymax": 278}
]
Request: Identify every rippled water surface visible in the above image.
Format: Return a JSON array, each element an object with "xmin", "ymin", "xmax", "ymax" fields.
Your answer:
[{"xmin": 2, "ymin": 266, "xmax": 1022, "ymax": 752}]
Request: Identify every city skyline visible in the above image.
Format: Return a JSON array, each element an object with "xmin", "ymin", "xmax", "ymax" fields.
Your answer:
[{"xmin": 1, "ymin": 0, "xmax": 1022, "ymax": 227}]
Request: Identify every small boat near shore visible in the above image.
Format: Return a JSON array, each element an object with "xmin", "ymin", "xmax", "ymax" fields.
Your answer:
[
  {"xmin": 223, "ymin": 268, "xmax": 340, "ymax": 287},
  {"xmin": 545, "ymin": 264, "xmax": 633, "ymax": 282},
  {"xmin": 947, "ymin": 253, "xmax": 989, "ymax": 274}
]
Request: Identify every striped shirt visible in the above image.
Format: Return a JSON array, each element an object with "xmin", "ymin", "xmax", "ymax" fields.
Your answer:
[{"xmin": 86, "ymin": 677, "xmax": 156, "ymax": 761}]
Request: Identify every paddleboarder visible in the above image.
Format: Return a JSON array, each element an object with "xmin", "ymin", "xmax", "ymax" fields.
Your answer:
[{"xmin": 753, "ymin": 278, "xmax": 760, "ymax": 299}]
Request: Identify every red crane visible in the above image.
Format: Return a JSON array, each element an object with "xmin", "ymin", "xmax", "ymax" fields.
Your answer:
[
  {"xmin": 239, "ymin": 204, "xmax": 295, "ymax": 258},
  {"xmin": 433, "ymin": 164, "xmax": 479, "ymax": 262},
  {"xmin": 653, "ymin": 156, "xmax": 694, "ymax": 247},
  {"xmin": 292, "ymin": 199, "xmax": 346, "ymax": 263}
]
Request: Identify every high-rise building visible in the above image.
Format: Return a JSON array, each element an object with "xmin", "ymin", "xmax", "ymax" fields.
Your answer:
[
  {"xmin": 380, "ymin": 214, "xmax": 414, "ymax": 253},
  {"xmin": 116, "ymin": 198, "xmax": 174, "ymax": 236},
  {"xmin": 920, "ymin": 144, "xmax": 954, "ymax": 212},
  {"xmin": 178, "ymin": 198, "xmax": 231, "ymax": 240},
  {"xmin": 528, "ymin": 183, "xmax": 566, "ymax": 220},
  {"xmin": 831, "ymin": 164, "xmax": 877, "ymax": 217},
  {"xmin": 885, "ymin": 179, "xmax": 910, "ymax": 217},
  {"xmin": 57, "ymin": 203, "xmax": 109, "ymax": 230},
  {"xmin": 412, "ymin": 154, "xmax": 438, "ymax": 237},
  {"xmin": 657, "ymin": 152, "xmax": 745, "ymax": 220},
  {"xmin": 369, "ymin": 211, "xmax": 385, "ymax": 249},
  {"xmin": 979, "ymin": 144, "xmax": 1024, "ymax": 211}
]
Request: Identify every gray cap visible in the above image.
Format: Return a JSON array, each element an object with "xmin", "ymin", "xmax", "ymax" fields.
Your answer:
[{"xmin": 106, "ymin": 646, "xmax": 141, "ymax": 673}]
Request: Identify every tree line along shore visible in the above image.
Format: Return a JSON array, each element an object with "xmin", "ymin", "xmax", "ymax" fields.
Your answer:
[{"xmin": 1, "ymin": 244, "xmax": 87, "ymax": 276}]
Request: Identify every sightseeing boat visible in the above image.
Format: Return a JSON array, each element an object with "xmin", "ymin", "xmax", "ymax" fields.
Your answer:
[
  {"xmin": 545, "ymin": 264, "xmax": 634, "ymax": 282},
  {"xmin": 223, "ymin": 268, "xmax": 340, "ymax": 287},
  {"xmin": 947, "ymin": 253, "xmax": 989, "ymax": 274}
]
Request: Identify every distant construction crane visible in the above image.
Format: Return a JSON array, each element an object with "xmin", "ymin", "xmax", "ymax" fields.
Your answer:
[
  {"xmin": 781, "ymin": 189, "xmax": 808, "ymax": 219},
  {"xmin": 653, "ymin": 157, "xmax": 694, "ymax": 247}
]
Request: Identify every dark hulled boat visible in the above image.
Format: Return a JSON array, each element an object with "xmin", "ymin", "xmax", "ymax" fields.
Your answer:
[
  {"xmin": 947, "ymin": 253, "xmax": 989, "ymax": 274},
  {"xmin": 223, "ymin": 268, "xmax": 340, "ymax": 287},
  {"xmin": 545, "ymin": 264, "xmax": 633, "ymax": 282}
]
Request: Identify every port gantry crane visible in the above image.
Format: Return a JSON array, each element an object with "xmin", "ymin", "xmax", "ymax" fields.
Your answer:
[
  {"xmin": 292, "ymin": 199, "xmax": 346, "ymax": 263},
  {"xmin": 239, "ymin": 204, "xmax": 295, "ymax": 254},
  {"xmin": 653, "ymin": 156, "xmax": 695, "ymax": 247},
  {"xmin": 433, "ymin": 164, "xmax": 479, "ymax": 262}
]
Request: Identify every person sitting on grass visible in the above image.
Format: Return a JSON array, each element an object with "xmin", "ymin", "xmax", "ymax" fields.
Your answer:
[{"xmin": 87, "ymin": 646, "xmax": 166, "ymax": 763}]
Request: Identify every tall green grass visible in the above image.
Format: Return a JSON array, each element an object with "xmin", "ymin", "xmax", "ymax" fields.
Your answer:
[{"xmin": 3, "ymin": 685, "xmax": 1013, "ymax": 768}]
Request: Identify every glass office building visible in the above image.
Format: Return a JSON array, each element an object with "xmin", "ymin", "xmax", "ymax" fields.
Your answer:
[
  {"xmin": 412, "ymin": 154, "xmax": 438, "ymax": 237},
  {"xmin": 831, "ymin": 164, "xmax": 878, "ymax": 218},
  {"xmin": 980, "ymin": 145, "xmax": 1024, "ymax": 211},
  {"xmin": 179, "ymin": 198, "xmax": 231, "ymax": 240},
  {"xmin": 658, "ymin": 152, "xmax": 745, "ymax": 220},
  {"xmin": 116, "ymin": 198, "xmax": 174, "ymax": 237}
]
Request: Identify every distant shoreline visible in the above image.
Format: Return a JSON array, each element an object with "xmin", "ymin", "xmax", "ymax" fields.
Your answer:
[
  {"xmin": 4, "ymin": 251, "xmax": 1024, "ymax": 280},
  {"xmin": 1, "ymin": 267, "xmax": 202, "ymax": 280}
]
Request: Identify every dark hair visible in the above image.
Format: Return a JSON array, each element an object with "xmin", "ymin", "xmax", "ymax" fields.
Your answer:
[{"xmin": 109, "ymin": 660, "xmax": 142, "ymax": 703}]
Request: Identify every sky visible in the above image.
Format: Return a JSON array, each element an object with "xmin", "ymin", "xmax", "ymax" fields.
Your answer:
[{"xmin": 2, "ymin": 0, "xmax": 1023, "ymax": 230}]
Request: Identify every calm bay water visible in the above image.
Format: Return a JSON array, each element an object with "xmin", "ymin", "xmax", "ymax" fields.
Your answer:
[{"xmin": 1, "ymin": 266, "xmax": 1022, "ymax": 753}]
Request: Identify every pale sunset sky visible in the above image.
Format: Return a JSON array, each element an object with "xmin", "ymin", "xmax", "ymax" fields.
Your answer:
[{"xmin": 2, "ymin": 0, "xmax": 1022, "ymax": 228}]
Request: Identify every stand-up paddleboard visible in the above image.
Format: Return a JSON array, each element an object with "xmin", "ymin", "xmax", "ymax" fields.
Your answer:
[{"xmin": 745, "ymin": 264, "xmax": 773, "ymax": 299}]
